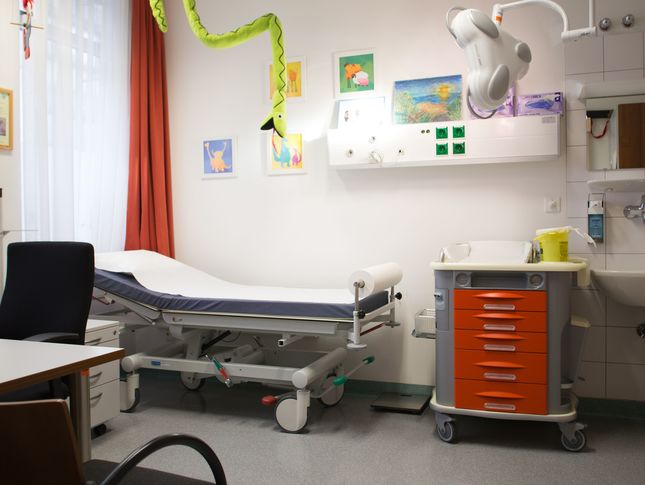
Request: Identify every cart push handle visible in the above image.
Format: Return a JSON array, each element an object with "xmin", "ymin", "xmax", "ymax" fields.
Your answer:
[{"xmin": 333, "ymin": 356, "xmax": 375, "ymax": 386}]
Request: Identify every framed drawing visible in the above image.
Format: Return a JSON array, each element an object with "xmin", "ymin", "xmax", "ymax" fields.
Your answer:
[
  {"xmin": 0, "ymin": 88, "xmax": 13, "ymax": 151},
  {"xmin": 393, "ymin": 75, "xmax": 462, "ymax": 124},
  {"xmin": 268, "ymin": 56, "xmax": 306, "ymax": 101},
  {"xmin": 267, "ymin": 132, "xmax": 304, "ymax": 175},
  {"xmin": 203, "ymin": 137, "xmax": 236, "ymax": 178},
  {"xmin": 333, "ymin": 49, "xmax": 376, "ymax": 98}
]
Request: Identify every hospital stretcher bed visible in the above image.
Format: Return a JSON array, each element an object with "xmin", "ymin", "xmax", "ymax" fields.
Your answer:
[{"xmin": 91, "ymin": 251, "xmax": 402, "ymax": 433}]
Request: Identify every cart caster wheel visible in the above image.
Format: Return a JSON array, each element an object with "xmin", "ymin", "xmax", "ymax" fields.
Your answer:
[
  {"xmin": 180, "ymin": 372, "xmax": 205, "ymax": 391},
  {"xmin": 436, "ymin": 421, "xmax": 457, "ymax": 443},
  {"xmin": 275, "ymin": 394, "xmax": 308, "ymax": 433},
  {"xmin": 121, "ymin": 388, "xmax": 140, "ymax": 413},
  {"xmin": 561, "ymin": 430, "xmax": 586, "ymax": 452},
  {"xmin": 318, "ymin": 375, "xmax": 344, "ymax": 408}
]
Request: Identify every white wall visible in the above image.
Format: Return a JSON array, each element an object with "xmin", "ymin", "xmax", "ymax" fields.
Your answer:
[
  {"xmin": 164, "ymin": 0, "xmax": 644, "ymax": 389},
  {"xmin": 0, "ymin": 3, "xmax": 22, "ymax": 248}
]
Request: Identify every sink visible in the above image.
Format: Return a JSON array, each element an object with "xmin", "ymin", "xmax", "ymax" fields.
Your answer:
[{"xmin": 591, "ymin": 270, "xmax": 645, "ymax": 307}]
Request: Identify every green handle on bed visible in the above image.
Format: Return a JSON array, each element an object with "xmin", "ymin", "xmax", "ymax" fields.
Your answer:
[
  {"xmin": 363, "ymin": 356, "xmax": 375, "ymax": 365},
  {"xmin": 333, "ymin": 375, "xmax": 348, "ymax": 386}
]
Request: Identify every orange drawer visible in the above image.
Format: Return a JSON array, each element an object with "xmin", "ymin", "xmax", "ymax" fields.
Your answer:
[
  {"xmin": 455, "ymin": 329, "xmax": 547, "ymax": 354},
  {"xmin": 455, "ymin": 349, "xmax": 547, "ymax": 384},
  {"xmin": 454, "ymin": 289, "xmax": 546, "ymax": 312},
  {"xmin": 455, "ymin": 379, "xmax": 547, "ymax": 415},
  {"xmin": 454, "ymin": 309, "xmax": 547, "ymax": 333}
]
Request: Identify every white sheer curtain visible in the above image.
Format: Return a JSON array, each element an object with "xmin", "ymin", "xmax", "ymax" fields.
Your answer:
[{"xmin": 21, "ymin": 0, "xmax": 130, "ymax": 252}]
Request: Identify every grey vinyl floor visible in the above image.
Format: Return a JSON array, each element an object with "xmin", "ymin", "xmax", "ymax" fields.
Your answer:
[{"xmin": 92, "ymin": 374, "xmax": 645, "ymax": 484}]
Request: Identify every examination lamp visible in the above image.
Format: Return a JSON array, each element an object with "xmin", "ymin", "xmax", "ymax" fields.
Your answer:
[{"xmin": 447, "ymin": 0, "xmax": 597, "ymax": 115}]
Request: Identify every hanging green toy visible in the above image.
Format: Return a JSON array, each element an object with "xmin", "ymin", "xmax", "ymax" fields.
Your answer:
[{"xmin": 149, "ymin": 0, "xmax": 288, "ymax": 138}]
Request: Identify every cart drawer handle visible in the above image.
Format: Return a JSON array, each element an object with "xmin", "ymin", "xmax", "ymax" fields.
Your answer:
[
  {"xmin": 483, "ymin": 324, "xmax": 516, "ymax": 331},
  {"xmin": 484, "ymin": 372, "xmax": 517, "ymax": 381},
  {"xmin": 475, "ymin": 313, "xmax": 525, "ymax": 321},
  {"xmin": 475, "ymin": 333, "xmax": 526, "ymax": 341},
  {"xmin": 476, "ymin": 391, "xmax": 525, "ymax": 399},
  {"xmin": 475, "ymin": 292, "xmax": 525, "ymax": 300},
  {"xmin": 90, "ymin": 393, "xmax": 103, "ymax": 406},
  {"xmin": 476, "ymin": 361, "xmax": 525, "ymax": 370},
  {"xmin": 484, "ymin": 402, "xmax": 517, "ymax": 411},
  {"xmin": 86, "ymin": 337, "xmax": 102, "ymax": 346},
  {"xmin": 89, "ymin": 371, "xmax": 103, "ymax": 383},
  {"xmin": 483, "ymin": 304, "xmax": 516, "ymax": 311},
  {"xmin": 483, "ymin": 344, "xmax": 516, "ymax": 352}
]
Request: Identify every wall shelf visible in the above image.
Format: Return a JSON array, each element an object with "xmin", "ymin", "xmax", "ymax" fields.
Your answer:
[
  {"xmin": 576, "ymin": 79, "xmax": 645, "ymax": 101},
  {"xmin": 327, "ymin": 115, "xmax": 560, "ymax": 169},
  {"xmin": 588, "ymin": 179, "xmax": 645, "ymax": 193}
]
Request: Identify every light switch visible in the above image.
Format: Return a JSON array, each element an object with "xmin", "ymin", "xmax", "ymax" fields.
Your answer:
[{"xmin": 544, "ymin": 196, "xmax": 561, "ymax": 213}]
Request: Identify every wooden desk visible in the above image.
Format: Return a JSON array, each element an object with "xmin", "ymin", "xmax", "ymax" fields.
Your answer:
[{"xmin": 0, "ymin": 339, "xmax": 124, "ymax": 462}]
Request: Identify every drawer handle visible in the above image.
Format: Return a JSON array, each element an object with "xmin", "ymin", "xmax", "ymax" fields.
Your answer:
[
  {"xmin": 476, "ymin": 390, "xmax": 525, "ymax": 400},
  {"xmin": 484, "ymin": 402, "xmax": 517, "ymax": 411},
  {"xmin": 483, "ymin": 304, "xmax": 516, "ymax": 311},
  {"xmin": 484, "ymin": 372, "xmax": 517, "ymax": 381},
  {"xmin": 476, "ymin": 333, "xmax": 526, "ymax": 341},
  {"xmin": 476, "ymin": 292, "xmax": 525, "ymax": 301},
  {"xmin": 483, "ymin": 324, "xmax": 516, "ymax": 331},
  {"xmin": 476, "ymin": 361, "xmax": 525, "ymax": 370},
  {"xmin": 475, "ymin": 313, "xmax": 525, "ymax": 321},
  {"xmin": 483, "ymin": 344, "xmax": 516, "ymax": 352},
  {"xmin": 89, "ymin": 371, "xmax": 103, "ymax": 383},
  {"xmin": 86, "ymin": 337, "xmax": 102, "ymax": 346},
  {"xmin": 90, "ymin": 392, "xmax": 103, "ymax": 406}
]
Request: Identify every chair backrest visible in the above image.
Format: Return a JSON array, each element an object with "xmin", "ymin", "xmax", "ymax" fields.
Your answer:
[
  {"xmin": 0, "ymin": 242, "xmax": 95, "ymax": 342},
  {"xmin": 0, "ymin": 399, "xmax": 84, "ymax": 484}
]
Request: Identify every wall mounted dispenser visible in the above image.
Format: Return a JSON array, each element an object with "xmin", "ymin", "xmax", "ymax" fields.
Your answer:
[{"xmin": 588, "ymin": 193, "xmax": 605, "ymax": 243}]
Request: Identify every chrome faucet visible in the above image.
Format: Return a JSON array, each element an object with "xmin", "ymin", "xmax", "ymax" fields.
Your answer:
[{"xmin": 624, "ymin": 195, "xmax": 645, "ymax": 222}]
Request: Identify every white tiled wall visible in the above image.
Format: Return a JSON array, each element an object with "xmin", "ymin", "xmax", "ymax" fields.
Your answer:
[{"xmin": 565, "ymin": 31, "xmax": 645, "ymax": 402}]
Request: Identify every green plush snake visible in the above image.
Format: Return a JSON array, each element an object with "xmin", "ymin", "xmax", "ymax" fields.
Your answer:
[{"xmin": 149, "ymin": 0, "xmax": 287, "ymax": 138}]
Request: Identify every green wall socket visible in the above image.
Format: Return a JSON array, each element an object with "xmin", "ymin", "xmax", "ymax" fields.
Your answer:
[
  {"xmin": 453, "ymin": 125, "xmax": 465, "ymax": 138},
  {"xmin": 436, "ymin": 127, "xmax": 448, "ymax": 139},
  {"xmin": 453, "ymin": 142, "xmax": 465, "ymax": 155},
  {"xmin": 436, "ymin": 143, "xmax": 449, "ymax": 155}
]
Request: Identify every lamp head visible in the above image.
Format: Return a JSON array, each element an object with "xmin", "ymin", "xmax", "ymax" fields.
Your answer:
[{"xmin": 448, "ymin": 8, "xmax": 531, "ymax": 112}]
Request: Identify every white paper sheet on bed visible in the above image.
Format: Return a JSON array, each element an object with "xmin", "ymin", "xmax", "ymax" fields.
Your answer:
[{"xmin": 95, "ymin": 250, "xmax": 355, "ymax": 304}]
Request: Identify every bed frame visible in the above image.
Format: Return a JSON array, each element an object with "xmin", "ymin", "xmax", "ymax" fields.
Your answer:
[{"xmin": 91, "ymin": 282, "xmax": 402, "ymax": 433}]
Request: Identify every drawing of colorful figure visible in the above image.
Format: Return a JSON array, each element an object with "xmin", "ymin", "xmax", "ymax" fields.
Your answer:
[
  {"xmin": 270, "ymin": 59, "xmax": 303, "ymax": 98},
  {"xmin": 271, "ymin": 133, "xmax": 302, "ymax": 171},
  {"xmin": 338, "ymin": 52, "xmax": 374, "ymax": 94},
  {"xmin": 203, "ymin": 139, "xmax": 233, "ymax": 174}
]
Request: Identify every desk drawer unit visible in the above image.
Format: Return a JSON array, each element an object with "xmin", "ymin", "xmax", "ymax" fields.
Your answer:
[
  {"xmin": 453, "ymin": 289, "xmax": 547, "ymax": 415},
  {"xmin": 85, "ymin": 320, "xmax": 120, "ymax": 430}
]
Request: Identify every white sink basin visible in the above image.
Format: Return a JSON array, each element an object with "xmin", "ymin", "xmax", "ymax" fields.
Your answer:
[{"xmin": 591, "ymin": 270, "xmax": 645, "ymax": 308}]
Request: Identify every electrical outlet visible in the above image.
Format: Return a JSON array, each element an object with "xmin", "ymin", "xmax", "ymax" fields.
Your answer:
[{"xmin": 544, "ymin": 197, "xmax": 561, "ymax": 213}]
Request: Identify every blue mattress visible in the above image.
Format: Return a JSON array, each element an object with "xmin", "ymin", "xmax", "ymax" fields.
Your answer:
[{"xmin": 94, "ymin": 269, "xmax": 389, "ymax": 320}]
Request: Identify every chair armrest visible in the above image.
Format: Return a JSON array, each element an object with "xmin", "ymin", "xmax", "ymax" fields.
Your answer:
[
  {"xmin": 100, "ymin": 434, "xmax": 226, "ymax": 485},
  {"xmin": 24, "ymin": 332, "xmax": 81, "ymax": 344}
]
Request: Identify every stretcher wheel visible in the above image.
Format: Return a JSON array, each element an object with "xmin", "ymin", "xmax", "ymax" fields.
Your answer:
[
  {"xmin": 180, "ymin": 372, "xmax": 205, "ymax": 391},
  {"xmin": 92, "ymin": 423, "xmax": 107, "ymax": 439},
  {"xmin": 275, "ymin": 394, "xmax": 308, "ymax": 433},
  {"xmin": 436, "ymin": 421, "xmax": 457, "ymax": 443},
  {"xmin": 121, "ymin": 388, "xmax": 140, "ymax": 413},
  {"xmin": 318, "ymin": 375, "xmax": 344, "ymax": 407},
  {"xmin": 561, "ymin": 429, "xmax": 586, "ymax": 452}
]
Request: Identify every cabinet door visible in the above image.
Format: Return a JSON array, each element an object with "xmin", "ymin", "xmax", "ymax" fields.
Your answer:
[
  {"xmin": 90, "ymin": 380, "xmax": 120, "ymax": 428},
  {"xmin": 454, "ymin": 289, "xmax": 546, "ymax": 312}
]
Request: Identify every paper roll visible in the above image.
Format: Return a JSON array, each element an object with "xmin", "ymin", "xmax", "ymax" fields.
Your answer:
[{"xmin": 348, "ymin": 262, "xmax": 403, "ymax": 298}]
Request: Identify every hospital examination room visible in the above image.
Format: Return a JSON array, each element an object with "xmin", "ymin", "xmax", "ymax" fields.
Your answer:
[{"xmin": 2, "ymin": 0, "xmax": 645, "ymax": 483}]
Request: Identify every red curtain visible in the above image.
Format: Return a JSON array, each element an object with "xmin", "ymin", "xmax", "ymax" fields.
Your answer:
[{"xmin": 125, "ymin": 0, "xmax": 175, "ymax": 257}]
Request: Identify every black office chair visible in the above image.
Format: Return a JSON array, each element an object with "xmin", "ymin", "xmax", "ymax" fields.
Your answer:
[
  {"xmin": 0, "ymin": 399, "xmax": 227, "ymax": 484},
  {"xmin": 0, "ymin": 241, "xmax": 95, "ymax": 401}
]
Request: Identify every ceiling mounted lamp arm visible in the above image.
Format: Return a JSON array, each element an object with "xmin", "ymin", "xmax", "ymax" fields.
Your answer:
[{"xmin": 492, "ymin": 0, "xmax": 597, "ymax": 41}]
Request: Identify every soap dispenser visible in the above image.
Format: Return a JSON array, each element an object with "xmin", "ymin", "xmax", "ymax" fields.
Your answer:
[{"xmin": 588, "ymin": 193, "xmax": 605, "ymax": 243}]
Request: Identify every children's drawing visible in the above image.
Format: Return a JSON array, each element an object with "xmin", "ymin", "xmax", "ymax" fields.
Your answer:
[
  {"xmin": 393, "ymin": 75, "xmax": 462, "ymax": 124},
  {"xmin": 203, "ymin": 138, "xmax": 235, "ymax": 178},
  {"xmin": 268, "ymin": 133, "xmax": 303, "ymax": 175},
  {"xmin": 269, "ymin": 57, "xmax": 306, "ymax": 100},
  {"xmin": 334, "ymin": 50, "xmax": 375, "ymax": 97}
]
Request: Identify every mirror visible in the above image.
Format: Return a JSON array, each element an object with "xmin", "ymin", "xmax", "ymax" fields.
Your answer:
[{"xmin": 586, "ymin": 95, "xmax": 645, "ymax": 170}]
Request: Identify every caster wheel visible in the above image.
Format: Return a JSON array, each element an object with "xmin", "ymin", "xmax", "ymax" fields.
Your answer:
[
  {"xmin": 121, "ymin": 388, "xmax": 140, "ymax": 413},
  {"xmin": 180, "ymin": 372, "xmax": 205, "ymax": 391},
  {"xmin": 436, "ymin": 421, "xmax": 457, "ymax": 443},
  {"xmin": 561, "ymin": 430, "xmax": 586, "ymax": 452},
  {"xmin": 91, "ymin": 423, "xmax": 107, "ymax": 439},
  {"xmin": 275, "ymin": 394, "xmax": 308, "ymax": 433},
  {"xmin": 318, "ymin": 375, "xmax": 344, "ymax": 408}
]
